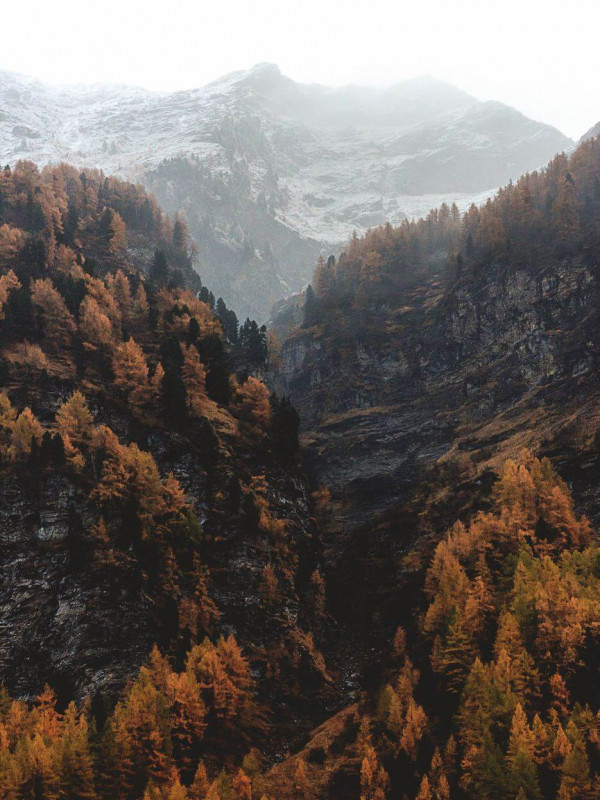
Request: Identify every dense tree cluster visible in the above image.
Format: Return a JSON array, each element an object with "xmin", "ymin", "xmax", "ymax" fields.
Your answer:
[
  {"xmin": 353, "ymin": 452, "xmax": 600, "ymax": 800},
  {"xmin": 0, "ymin": 638, "xmax": 266, "ymax": 800},
  {"xmin": 0, "ymin": 160, "xmax": 292, "ymax": 449},
  {"xmin": 0, "ymin": 159, "xmax": 314, "ymax": 800},
  {"xmin": 304, "ymin": 136, "xmax": 600, "ymax": 314}
]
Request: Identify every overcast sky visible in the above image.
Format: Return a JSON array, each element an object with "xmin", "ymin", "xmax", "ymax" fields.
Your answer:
[{"xmin": 1, "ymin": 0, "xmax": 597, "ymax": 139}]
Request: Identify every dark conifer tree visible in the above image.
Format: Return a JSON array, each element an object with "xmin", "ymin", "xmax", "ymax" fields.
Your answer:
[
  {"xmin": 196, "ymin": 334, "xmax": 230, "ymax": 405},
  {"xmin": 150, "ymin": 249, "xmax": 169, "ymax": 287},
  {"xmin": 303, "ymin": 284, "xmax": 318, "ymax": 326},
  {"xmin": 239, "ymin": 319, "xmax": 267, "ymax": 366},
  {"xmin": 160, "ymin": 336, "xmax": 187, "ymax": 423},
  {"xmin": 270, "ymin": 394, "xmax": 300, "ymax": 461}
]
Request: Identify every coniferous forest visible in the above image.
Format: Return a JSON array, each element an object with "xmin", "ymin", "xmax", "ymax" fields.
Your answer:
[{"xmin": 0, "ymin": 69, "xmax": 600, "ymax": 800}]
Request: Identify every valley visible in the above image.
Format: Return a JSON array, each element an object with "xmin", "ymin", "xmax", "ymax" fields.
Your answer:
[{"xmin": 0, "ymin": 51, "xmax": 598, "ymax": 800}]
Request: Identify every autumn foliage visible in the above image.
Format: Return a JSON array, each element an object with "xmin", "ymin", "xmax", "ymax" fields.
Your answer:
[
  {"xmin": 0, "ymin": 637, "xmax": 260, "ymax": 800},
  {"xmin": 305, "ymin": 136, "xmax": 600, "ymax": 312},
  {"xmin": 0, "ymin": 158, "xmax": 312, "ymax": 800},
  {"xmin": 359, "ymin": 451, "xmax": 600, "ymax": 800}
]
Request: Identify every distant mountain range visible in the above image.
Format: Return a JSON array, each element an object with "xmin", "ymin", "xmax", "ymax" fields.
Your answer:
[{"xmin": 0, "ymin": 63, "xmax": 573, "ymax": 319}]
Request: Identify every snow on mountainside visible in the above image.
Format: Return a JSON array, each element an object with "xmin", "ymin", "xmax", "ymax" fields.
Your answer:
[
  {"xmin": 581, "ymin": 121, "xmax": 600, "ymax": 142},
  {"xmin": 0, "ymin": 63, "xmax": 573, "ymax": 319}
]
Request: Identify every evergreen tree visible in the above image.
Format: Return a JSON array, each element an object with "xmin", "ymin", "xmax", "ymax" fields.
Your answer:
[
  {"xmin": 150, "ymin": 250, "xmax": 169, "ymax": 287},
  {"xmin": 269, "ymin": 394, "xmax": 300, "ymax": 461},
  {"xmin": 160, "ymin": 337, "xmax": 187, "ymax": 424},
  {"xmin": 238, "ymin": 319, "xmax": 267, "ymax": 366},
  {"xmin": 303, "ymin": 285, "xmax": 318, "ymax": 326},
  {"xmin": 196, "ymin": 335, "xmax": 230, "ymax": 405}
]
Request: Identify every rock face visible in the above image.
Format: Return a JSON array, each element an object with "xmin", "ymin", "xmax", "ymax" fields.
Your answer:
[
  {"xmin": 275, "ymin": 260, "xmax": 600, "ymax": 538},
  {"xmin": 270, "ymin": 253, "xmax": 600, "ymax": 653},
  {"xmin": 0, "ymin": 471, "xmax": 151, "ymax": 701},
  {"xmin": 0, "ymin": 419, "xmax": 318, "ymax": 705},
  {"xmin": 0, "ymin": 65, "xmax": 572, "ymax": 319}
]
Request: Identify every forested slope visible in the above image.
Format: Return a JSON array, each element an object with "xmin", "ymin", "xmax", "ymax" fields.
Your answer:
[
  {"xmin": 265, "ymin": 137, "xmax": 600, "ymax": 798},
  {"xmin": 1, "ymin": 137, "xmax": 600, "ymax": 799},
  {"xmin": 0, "ymin": 161, "xmax": 334, "ymax": 798}
]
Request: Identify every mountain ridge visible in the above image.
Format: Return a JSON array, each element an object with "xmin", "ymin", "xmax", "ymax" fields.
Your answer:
[
  {"xmin": 0, "ymin": 108, "xmax": 599, "ymax": 800},
  {"xmin": 271, "ymin": 134, "xmax": 600, "ymax": 564},
  {"xmin": 0, "ymin": 64, "xmax": 573, "ymax": 319}
]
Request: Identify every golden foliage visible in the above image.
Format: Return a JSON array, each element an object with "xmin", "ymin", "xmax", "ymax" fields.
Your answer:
[
  {"xmin": 113, "ymin": 337, "xmax": 151, "ymax": 410},
  {"xmin": 92, "ymin": 431, "xmax": 187, "ymax": 536},
  {"xmin": 414, "ymin": 452, "xmax": 600, "ymax": 798},
  {"xmin": 0, "ymin": 269, "xmax": 21, "ymax": 320},
  {"xmin": 55, "ymin": 391, "xmax": 93, "ymax": 443},
  {"xmin": 4, "ymin": 341, "xmax": 48, "ymax": 373},
  {"xmin": 105, "ymin": 269, "xmax": 132, "ymax": 319},
  {"xmin": 10, "ymin": 407, "xmax": 44, "ymax": 459},
  {"xmin": 0, "ymin": 393, "xmax": 17, "ymax": 433},
  {"xmin": 108, "ymin": 210, "xmax": 127, "ymax": 256},
  {"xmin": 0, "ymin": 225, "xmax": 26, "ymax": 264},
  {"xmin": 178, "ymin": 559, "xmax": 219, "ymax": 642},
  {"xmin": 181, "ymin": 345, "xmax": 208, "ymax": 417},
  {"xmin": 31, "ymin": 278, "xmax": 76, "ymax": 344},
  {"xmin": 234, "ymin": 377, "xmax": 271, "ymax": 442},
  {"xmin": 79, "ymin": 295, "xmax": 113, "ymax": 350}
]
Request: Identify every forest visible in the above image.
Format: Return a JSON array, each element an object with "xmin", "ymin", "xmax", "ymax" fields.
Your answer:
[
  {"xmin": 0, "ymin": 161, "xmax": 323, "ymax": 799},
  {"xmin": 304, "ymin": 137, "xmax": 600, "ymax": 317},
  {"xmin": 0, "ymin": 135, "xmax": 599, "ymax": 800}
]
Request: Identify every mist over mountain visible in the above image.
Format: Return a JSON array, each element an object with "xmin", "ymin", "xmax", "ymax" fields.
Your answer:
[
  {"xmin": 2, "ymin": 36, "xmax": 600, "ymax": 798},
  {"xmin": 0, "ymin": 64, "xmax": 572, "ymax": 319},
  {"xmin": 0, "ymin": 124, "xmax": 598, "ymax": 800},
  {"xmin": 581, "ymin": 120, "xmax": 600, "ymax": 142}
]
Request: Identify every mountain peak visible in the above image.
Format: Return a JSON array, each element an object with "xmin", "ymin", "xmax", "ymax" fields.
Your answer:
[
  {"xmin": 209, "ymin": 61, "xmax": 285, "ymax": 92},
  {"xmin": 247, "ymin": 62, "xmax": 282, "ymax": 78},
  {"xmin": 394, "ymin": 73, "xmax": 463, "ymax": 90},
  {"xmin": 386, "ymin": 73, "xmax": 477, "ymax": 108},
  {"xmin": 0, "ymin": 64, "xmax": 572, "ymax": 321}
]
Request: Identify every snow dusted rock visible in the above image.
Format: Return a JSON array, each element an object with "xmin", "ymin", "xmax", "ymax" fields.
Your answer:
[
  {"xmin": 0, "ymin": 64, "xmax": 572, "ymax": 319},
  {"xmin": 580, "ymin": 120, "xmax": 600, "ymax": 142}
]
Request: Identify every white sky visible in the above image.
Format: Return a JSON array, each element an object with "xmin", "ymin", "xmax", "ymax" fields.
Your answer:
[{"xmin": 1, "ymin": 0, "xmax": 598, "ymax": 139}]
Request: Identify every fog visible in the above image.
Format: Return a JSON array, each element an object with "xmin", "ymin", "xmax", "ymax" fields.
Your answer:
[{"xmin": 2, "ymin": 0, "xmax": 598, "ymax": 138}]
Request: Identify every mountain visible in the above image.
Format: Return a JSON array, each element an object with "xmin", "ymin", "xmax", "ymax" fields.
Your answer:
[
  {"xmin": 273, "ymin": 137, "xmax": 600, "ymax": 543},
  {"xmin": 581, "ymin": 120, "xmax": 600, "ymax": 141},
  {"xmin": 0, "ymin": 161, "xmax": 344, "ymax": 790},
  {"xmin": 263, "ymin": 135, "xmax": 600, "ymax": 797},
  {"xmin": 0, "ymin": 140, "xmax": 599, "ymax": 798},
  {"xmin": 0, "ymin": 64, "xmax": 572, "ymax": 319}
]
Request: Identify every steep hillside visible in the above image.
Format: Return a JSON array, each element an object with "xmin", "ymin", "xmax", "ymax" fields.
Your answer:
[
  {"xmin": 0, "ymin": 161, "xmax": 343, "ymax": 794},
  {"xmin": 258, "ymin": 450, "xmax": 600, "ymax": 800},
  {"xmin": 256, "ymin": 135, "xmax": 600, "ymax": 799},
  {"xmin": 582, "ymin": 121, "xmax": 600, "ymax": 142},
  {"xmin": 275, "ymin": 137, "xmax": 600, "ymax": 517},
  {"xmin": 271, "ymin": 137, "xmax": 600, "ymax": 659},
  {"xmin": 0, "ymin": 122, "xmax": 599, "ymax": 800},
  {"xmin": 0, "ymin": 65, "xmax": 572, "ymax": 319}
]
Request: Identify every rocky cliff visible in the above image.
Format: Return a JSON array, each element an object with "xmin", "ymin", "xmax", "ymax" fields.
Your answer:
[
  {"xmin": 272, "ymin": 137, "xmax": 600, "ymax": 647},
  {"xmin": 278, "ymin": 261, "xmax": 599, "ymax": 517}
]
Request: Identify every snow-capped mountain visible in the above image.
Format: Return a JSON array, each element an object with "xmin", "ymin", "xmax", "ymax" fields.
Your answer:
[{"xmin": 0, "ymin": 63, "xmax": 572, "ymax": 319}]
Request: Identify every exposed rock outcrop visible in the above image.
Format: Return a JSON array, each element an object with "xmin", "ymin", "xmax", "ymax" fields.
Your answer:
[{"xmin": 273, "ymin": 259, "xmax": 600, "ymax": 640}]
